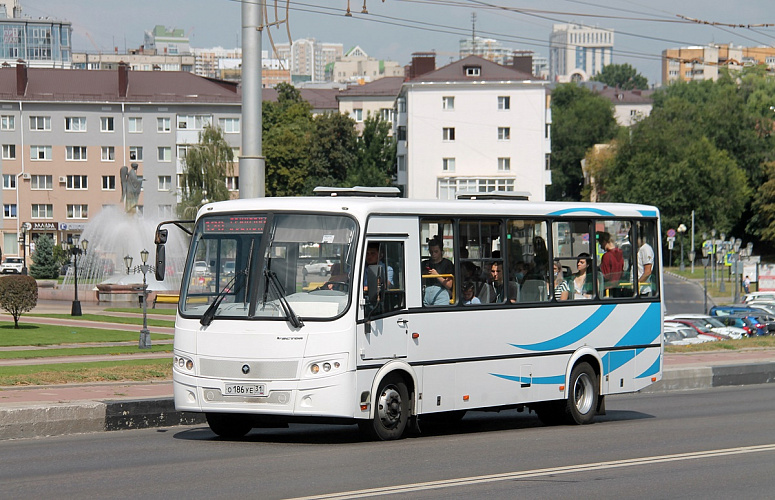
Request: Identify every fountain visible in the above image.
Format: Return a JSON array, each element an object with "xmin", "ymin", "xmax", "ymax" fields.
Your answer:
[{"xmin": 61, "ymin": 206, "xmax": 190, "ymax": 303}]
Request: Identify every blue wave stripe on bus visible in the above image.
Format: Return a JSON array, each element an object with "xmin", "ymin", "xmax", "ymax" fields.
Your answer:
[
  {"xmin": 547, "ymin": 208, "xmax": 615, "ymax": 216},
  {"xmin": 637, "ymin": 355, "xmax": 661, "ymax": 379},
  {"xmin": 614, "ymin": 303, "xmax": 662, "ymax": 347},
  {"xmin": 510, "ymin": 304, "xmax": 616, "ymax": 351},
  {"xmin": 601, "ymin": 350, "xmax": 635, "ymax": 375},
  {"xmin": 638, "ymin": 210, "xmax": 658, "ymax": 217},
  {"xmin": 490, "ymin": 373, "xmax": 566, "ymax": 385}
]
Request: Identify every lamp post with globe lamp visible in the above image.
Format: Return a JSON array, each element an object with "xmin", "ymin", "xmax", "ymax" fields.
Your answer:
[
  {"xmin": 700, "ymin": 247, "xmax": 709, "ymax": 314},
  {"xmin": 677, "ymin": 224, "xmax": 687, "ymax": 271},
  {"xmin": 66, "ymin": 237, "xmax": 89, "ymax": 316},
  {"xmin": 733, "ymin": 238, "xmax": 742, "ymax": 304},
  {"xmin": 128, "ymin": 249, "xmax": 154, "ymax": 349}
]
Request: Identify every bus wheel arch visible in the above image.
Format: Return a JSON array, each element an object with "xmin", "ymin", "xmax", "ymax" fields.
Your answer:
[{"xmin": 360, "ymin": 364, "xmax": 417, "ymax": 440}]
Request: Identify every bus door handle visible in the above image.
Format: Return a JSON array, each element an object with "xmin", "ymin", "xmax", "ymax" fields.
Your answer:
[{"xmin": 396, "ymin": 318, "xmax": 408, "ymax": 328}]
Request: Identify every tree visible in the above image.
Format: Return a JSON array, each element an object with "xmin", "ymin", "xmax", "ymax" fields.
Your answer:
[
  {"xmin": 306, "ymin": 112, "xmax": 358, "ymax": 192},
  {"xmin": 177, "ymin": 124, "xmax": 234, "ymax": 219},
  {"xmin": 592, "ymin": 63, "xmax": 649, "ymax": 90},
  {"xmin": 547, "ymin": 83, "xmax": 619, "ymax": 201},
  {"xmin": 348, "ymin": 113, "xmax": 397, "ymax": 187},
  {"xmin": 29, "ymin": 235, "xmax": 59, "ymax": 279},
  {"xmin": 0, "ymin": 275, "xmax": 38, "ymax": 328}
]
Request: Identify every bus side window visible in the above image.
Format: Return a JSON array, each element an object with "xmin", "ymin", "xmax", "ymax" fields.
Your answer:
[
  {"xmin": 636, "ymin": 220, "xmax": 659, "ymax": 297},
  {"xmin": 596, "ymin": 220, "xmax": 633, "ymax": 298},
  {"xmin": 420, "ymin": 219, "xmax": 455, "ymax": 306},
  {"xmin": 381, "ymin": 241, "xmax": 406, "ymax": 313}
]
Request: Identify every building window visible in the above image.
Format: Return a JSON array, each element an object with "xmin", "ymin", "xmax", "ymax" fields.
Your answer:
[
  {"xmin": 129, "ymin": 146, "xmax": 143, "ymax": 161},
  {"xmin": 443, "ymin": 127, "xmax": 456, "ymax": 141},
  {"xmin": 397, "ymin": 98, "xmax": 406, "ymax": 113},
  {"xmin": 66, "ymin": 146, "xmax": 87, "ymax": 161},
  {"xmin": 380, "ymin": 108, "xmax": 392, "ymax": 122},
  {"xmin": 31, "ymin": 175, "xmax": 53, "ymax": 190},
  {"xmin": 442, "ymin": 96, "xmax": 455, "ymax": 110},
  {"xmin": 498, "ymin": 96, "xmax": 510, "ymax": 110},
  {"xmin": 67, "ymin": 204, "xmax": 89, "ymax": 219},
  {"xmin": 157, "ymin": 117, "xmax": 171, "ymax": 132},
  {"xmin": 1, "ymin": 115, "xmax": 15, "ymax": 131},
  {"xmin": 3, "ymin": 204, "xmax": 17, "ymax": 219},
  {"xmin": 177, "ymin": 145, "xmax": 190, "ymax": 159},
  {"xmin": 465, "ymin": 66, "xmax": 481, "ymax": 77},
  {"xmin": 3, "ymin": 174, "xmax": 16, "ymax": 189},
  {"xmin": 102, "ymin": 175, "xmax": 116, "ymax": 190},
  {"xmin": 2, "ymin": 144, "xmax": 15, "ymax": 159},
  {"xmin": 498, "ymin": 127, "xmax": 510, "ymax": 140},
  {"xmin": 397, "ymin": 126, "xmax": 407, "ymax": 141},
  {"xmin": 64, "ymin": 117, "xmax": 87, "ymax": 132},
  {"xmin": 438, "ymin": 177, "xmax": 515, "ymax": 200},
  {"xmin": 397, "ymin": 155, "xmax": 406, "ymax": 172},
  {"xmin": 225, "ymin": 176, "xmax": 239, "ymax": 191},
  {"xmin": 218, "ymin": 117, "xmax": 240, "ymax": 133},
  {"xmin": 30, "ymin": 146, "xmax": 52, "ymax": 160},
  {"xmin": 128, "ymin": 117, "xmax": 143, "ymax": 133},
  {"xmin": 100, "ymin": 116, "xmax": 114, "ymax": 132},
  {"xmin": 177, "ymin": 114, "xmax": 212, "ymax": 130},
  {"xmin": 351, "ymin": 109, "xmax": 363, "ymax": 122},
  {"xmin": 66, "ymin": 175, "xmax": 88, "ymax": 190},
  {"xmin": 101, "ymin": 146, "xmax": 115, "ymax": 161},
  {"xmin": 442, "ymin": 158, "xmax": 455, "ymax": 172},
  {"xmin": 29, "ymin": 116, "xmax": 51, "ymax": 131},
  {"xmin": 545, "ymin": 154, "xmax": 551, "ymax": 171},
  {"xmin": 545, "ymin": 123, "xmax": 551, "ymax": 138},
  {"xmin": 32, "ymin": 204, "xmax": 54, "ymax": 218},
  {"xmin": 498, "ymin": 157, "xmax": 511, "ymax": 171},
  {"xmin": 157, "ymin": 147, "xmax": 172, "ymax": 162},
  {"xmin": 158, "ymin": 175, "xmax": 172, "ymax": 191}
]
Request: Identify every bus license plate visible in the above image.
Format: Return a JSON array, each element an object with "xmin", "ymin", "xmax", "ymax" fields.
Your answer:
[{"xmin": 224, "ymin": 383, "xmax": 267, "ymax": 397}]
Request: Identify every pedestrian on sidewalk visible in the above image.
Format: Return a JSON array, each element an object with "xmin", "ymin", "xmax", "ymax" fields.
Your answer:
[{"xmin": 743, "ymin": 275, "xmax": 751, "ymax": 294}]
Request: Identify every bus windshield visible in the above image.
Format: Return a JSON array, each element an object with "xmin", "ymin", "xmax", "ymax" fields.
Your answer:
[{"xmin": 181, "ymin": 213, "xmax": 357, "ymax": 322}]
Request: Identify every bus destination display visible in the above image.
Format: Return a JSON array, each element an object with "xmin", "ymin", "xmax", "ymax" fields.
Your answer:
[{"xmin": 203, "ymin": 216, "xmax": 267, "ymax": 234}]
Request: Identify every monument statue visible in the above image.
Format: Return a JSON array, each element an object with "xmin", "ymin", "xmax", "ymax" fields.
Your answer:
[{"xmin": 120, "ymin": 163, "xmax": 143, "ymax": 214}]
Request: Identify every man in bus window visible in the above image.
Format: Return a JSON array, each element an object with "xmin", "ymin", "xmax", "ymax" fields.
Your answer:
[
  {"xmin": 597, "ymin": 231, "xmax": 623, "ymax": 291},
  {"xmin": 490, "ymin": 262, "xmax": 517, "ymax": 303},
  {"xmin": 637, "ymin": 235, "xmax": 654, "ymax": 295},
  {"xmin": 422, "ymin": 238, "xmax": 454, "ymax": 305},
  {"xmin": 365, "ymin": 242, "xmax": 393, "ymax": 288}
]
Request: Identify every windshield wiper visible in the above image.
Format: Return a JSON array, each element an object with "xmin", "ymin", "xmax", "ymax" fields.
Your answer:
[
  {"xmin": 263, "ymin": 268, "xmax": 304, "ymax": 329},
  {"xmin": 200, "ymin": 272, "xmax": 243, "ymax": 327}
]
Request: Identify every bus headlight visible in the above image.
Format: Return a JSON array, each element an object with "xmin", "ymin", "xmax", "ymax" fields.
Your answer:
[
  {"xmin": 174, "ymin": 355, "xmax": 195, "ymax": 373},
  {"xmin": 307, "ymin": 359, "xmax": 344, "ymax": 377}
]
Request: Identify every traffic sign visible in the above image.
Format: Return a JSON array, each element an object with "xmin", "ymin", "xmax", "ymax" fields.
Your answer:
[{"xmin": 667, "ymin": 228, "xmax": 676, "ymax": 238}]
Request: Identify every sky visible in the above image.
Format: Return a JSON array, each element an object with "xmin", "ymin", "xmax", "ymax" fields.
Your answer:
[{"xmin": 25, "ymin": 0, "xmax": 775, "ymax": 85}]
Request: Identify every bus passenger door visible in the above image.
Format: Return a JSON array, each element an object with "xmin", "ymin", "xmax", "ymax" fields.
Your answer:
[{"xmin": 358, "ymin": 239, "xmax": 408, "ymax": 361}]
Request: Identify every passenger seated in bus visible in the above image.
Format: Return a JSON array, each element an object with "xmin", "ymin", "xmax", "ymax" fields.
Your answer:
[
  {"xmin": 553, "ymin": 260, "xmax": 570, "ymax": 300},
  {"xmin": 462, "ymin": 281, "xmax": 481, "ymax": 305},
  {"xmin": 490, "ymin": 262, "xmax": 517, "ymax": 304},
  {"xmin": 422, "ymin": 238, "xmax": 454, "ymax": 306},
  {"xmin": 461, "ymin": 261, "xmax": 494, "ymax": 303},
  {"xmin": 568, "ymin": 253, "xmax": 594, "ymax": 299},
  {"xmin": 365, "ymin": 242, "xmax": 393, "ymax": 288}
]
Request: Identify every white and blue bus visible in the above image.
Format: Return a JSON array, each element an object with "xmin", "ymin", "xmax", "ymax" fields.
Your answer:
[{"xmin": 156, "ymin": 189, "xmax": 663, "ymax": 440}]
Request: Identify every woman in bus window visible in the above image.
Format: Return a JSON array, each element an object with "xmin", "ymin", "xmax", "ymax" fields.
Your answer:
[
  {"xmin": 568, "ymin": 253, "xmax": 594, "ymax": 300},
  {"xmin": 553, "ymin": 260, "xmax": 570, "ymax": 300}
]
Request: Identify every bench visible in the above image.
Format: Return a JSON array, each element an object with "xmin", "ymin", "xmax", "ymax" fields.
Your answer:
[
  {"xmin": 153, "ymin": 293, "xmax": 179, "ymax": 308},
  {"xmin": 302, "ymin": 281, "xmax": 327, "ymax": 292}
]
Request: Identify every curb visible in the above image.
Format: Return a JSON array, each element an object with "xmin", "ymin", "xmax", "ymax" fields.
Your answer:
[{"xmin": 2, "ymin": 362, "xmax": 775, "ymax": 440}]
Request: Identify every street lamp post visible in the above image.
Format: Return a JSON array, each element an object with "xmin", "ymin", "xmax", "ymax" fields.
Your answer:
[
  {"xmin": 124, "ymin": 254, "xmax": 133, "ymax": 275},
  {"xmin": 700, "ymin": 247, "xmax": 709, "ymax": 314},
  {"xmin": 67, "ymin": 237, "xmax": 89, "ymax": 316},
  {"xmin": 138, "ymin": 249, "xmax": 152, "ymax": 349},
  {"xmin": 718, "ymin": 240, "xmax": 728, "ymax": 294},
  {"xmin": 710, "ymin": 229, "xmax": 716, "ymax": 283},
  {"xmin": 733, "ymin": 238, "xmax": 742, "ymax": 304},
  {"xmin": 677, "ymin": 224, "xmax": 687, "ymax": 271}
]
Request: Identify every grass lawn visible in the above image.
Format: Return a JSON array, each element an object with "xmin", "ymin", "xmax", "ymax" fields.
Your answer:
[
  {"xmin": 28, "ymin": 313, "xmax": 175, "ymax": 328},
  {"xmin": 105, "ymin": 307, "xmax": 177, "ymax": 316},
  {"xmin": 0, "ymin": 344, "xmax": 172, "ymax": 359},
  {"xmin": 0, "ymin": 358, "xmax": 170, "ymax": 386},
  {"xmin": 0, "ymin": 322, "xmax": 173, "ymax": 347},
  {"xmin": 665, "ymin": 335, "xmax": 775, "ymax": 353}
]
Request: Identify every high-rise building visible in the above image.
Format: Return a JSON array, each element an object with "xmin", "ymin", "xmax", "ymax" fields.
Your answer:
[
  {"xmin": 273, "ymin": 38, "xmax": 342, "ymax": 83},
  {"xmin": 326, "ymin": 46, "xmax": 403, "ymax": 84},
  {"xmin": 662, "ymin": 43, "xmax": 775, "ymax": 84},
  {"xmin": 144, "ymin": 25, "xmax": 191, "ymax": 55},
  {"xmin": 549, "ymin": 24, "xmax": 613, "ymax": 82},
  {"xmin": 0, "ymin": 0, "xmax": 72, "ymax": 68}
]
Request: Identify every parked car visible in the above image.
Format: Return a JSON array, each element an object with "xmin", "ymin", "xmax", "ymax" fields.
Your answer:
[
  {"xmin": 664, "ymin": 320, "xmax": 719, "ymax": 342},
  {"xmin": 742, "ymin": 292, "xmax": 775, "ymax": 303},
  {"xmin": 222, "ymin": 261, "xmax": 236, "ymax": 276},
  {"xmin": 709, "ymin": 305, "xmax": 771, "ymax": 317},
  {"xmin": 663, "ymin": 322, "xmax": 717, "ymax": 344},
  {"xmin": 0, "ymin": 257, "xmax": 24, "ymax": 274},
  {"xmin": 743, "ymin": 302, "xmax": 775, "ymax": 315},
  {"xmin": 193, "ymin": 261, "xmax": 210, "ymax": 276},
  {"xmin": 714, "ymin": 315, "xmax": 767, "ymax": 337},
  {"xmin": 665, "ymin": 314, "xmax": 746, "ymax": 340},
  {"xmin": 304, "ymin": 259, "xmax": 334, "ymax": 276}
]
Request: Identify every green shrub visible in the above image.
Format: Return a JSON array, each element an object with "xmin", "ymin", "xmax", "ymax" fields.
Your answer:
[{"xmin": 0, "ymin": 275, "xmax": 38, "ymax": 328}]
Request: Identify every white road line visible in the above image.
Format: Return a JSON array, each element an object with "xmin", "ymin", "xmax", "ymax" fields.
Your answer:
[{"xmin": 286, "ymin": 443, "xmax": 775, "ymax": 500}]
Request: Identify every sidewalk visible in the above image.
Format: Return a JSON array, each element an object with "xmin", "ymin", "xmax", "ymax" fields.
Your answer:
[{"xmin": 1, "ymin": 347, "xmax": 774, "ymax": 440}]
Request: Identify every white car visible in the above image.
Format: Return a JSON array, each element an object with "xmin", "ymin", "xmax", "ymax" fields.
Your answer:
[
  {"xmin": 742, "ymin": 292, "xmax": 775, "ymax": 303},
  {"xmin": 665, "ymin": 314, "xmax": 745, "ymax": 340},
  {"xmin": 663, "ymin": 322, "xmax": 717, "ymax": 344},
  {"xmin": 0, "ymin": 257, "xmax": 24, "ymax": 274},
  {"xmin": 304, "ymin": 259, "xmax": 334, "ymax": 276},
  {"xmin": 193, "ymin": 261, "xmax": 210, "ymax": 276}
]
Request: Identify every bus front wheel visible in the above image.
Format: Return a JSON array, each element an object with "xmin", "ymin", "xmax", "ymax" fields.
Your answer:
[
  {"xmin": 206, "ymin": 412, "xmax": 253, "ymax": 439},
  {"xmin": 565, "ymin": 362, "xmax": 598, "ymax": 425},
  {"xmin": 361, "ymin": 375, "xmax": 409, "ymax": 440}
]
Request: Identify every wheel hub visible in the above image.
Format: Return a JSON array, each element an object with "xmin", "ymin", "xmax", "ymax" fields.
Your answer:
[
  {"xmin": 574, "ymin": 372, "xmax": 594, "ymax": 414},
  {"xmin": 377, "ymin": 386, "xmax": 402, "ymax": 429}
]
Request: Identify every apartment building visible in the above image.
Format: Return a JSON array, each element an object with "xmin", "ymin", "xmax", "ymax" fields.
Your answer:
[
  {"xmin": 395, "ymin": 55, "xmax": 551, "ymax": 200},
  {"xmin": 336, "ymin": 77, "xmax": 404, "ymax": 134},
  {"xmin": 549, "ymin": 23, "xmax": 614, "ymax": 82},
  {"xmin": 0, "ymin": 0, "xmax": 72, "ymax": 68},
  {"xmin": 662, "ymin": 43, "xmax": 775, "ymax": 84},
  {"xmin": 326, "ymin": 46, "xmax": 403, "ymax": 84},
  {"xmin": 273, "ymin": 38, "xmax": 343, "ymax": 83},
  {"xmin": 72, "ymin": 50, "xmax": 195, "ymax": 73},
  {"xmin": 0, "ymin": 62, "xmax": 241, "ymax": 257}
]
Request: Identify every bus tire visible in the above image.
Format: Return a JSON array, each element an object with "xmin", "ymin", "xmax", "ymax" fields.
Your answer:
[
  {"xmin": 564, "ymin": 362, "xmax": 598, "ymax": 425},
  {"xmin": 363, "ymin": 375, "xmax": 409, "ymax": 440},
  {"xmin": 206, "ymin": 412, "xmax": 253, "ymax": 439}
]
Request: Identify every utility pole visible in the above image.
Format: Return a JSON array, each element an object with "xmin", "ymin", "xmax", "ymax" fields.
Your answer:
[
  {"xmin": 471, "ymin": 12, "xmax": 477, "ymax": 55},
  {"xmin": 240, "ymin": 0, "xmax": 265, "ymax": 198}
]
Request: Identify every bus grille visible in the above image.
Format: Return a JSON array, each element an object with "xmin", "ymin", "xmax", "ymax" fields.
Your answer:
[
  {"xmin": 203, "ymin": 389, "xmax": 292, "ymax": 405},
  {"xmin": 198, "ymin": 358, "xmax": 299, "ymax": 380}
]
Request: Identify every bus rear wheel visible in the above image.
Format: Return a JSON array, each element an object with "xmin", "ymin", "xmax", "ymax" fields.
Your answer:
[
  {"xmin": 361, "ymin": 375, "xmax": 409, "ymax": 440},
  {"xmin": 206, "ymin": 412, "xmax": 253, "ymax": 439}
]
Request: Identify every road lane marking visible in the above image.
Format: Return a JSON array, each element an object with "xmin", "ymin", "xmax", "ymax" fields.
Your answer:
[{"xmin": 287, "ymin": 443, "xmax": 775, "ymax": 499}]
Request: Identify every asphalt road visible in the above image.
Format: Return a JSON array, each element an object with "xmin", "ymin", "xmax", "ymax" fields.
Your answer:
[
  {"xmin": 2, "ymin": 385, "xmax": 774, "ymax": 499},
  {"xmin": 663, "ymin": 272, "xmax": 711, "ymax": 316}
]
